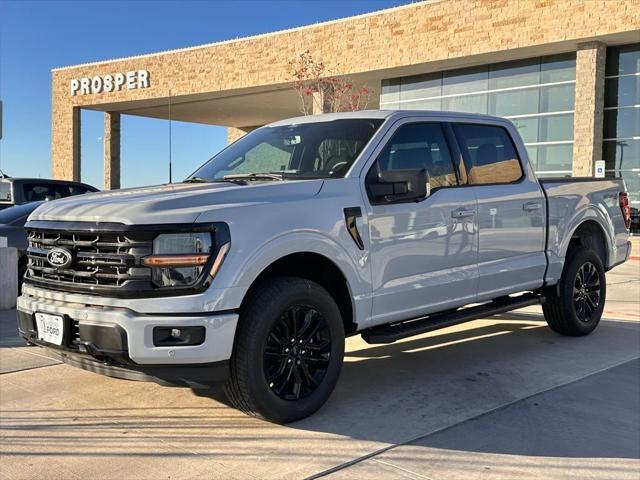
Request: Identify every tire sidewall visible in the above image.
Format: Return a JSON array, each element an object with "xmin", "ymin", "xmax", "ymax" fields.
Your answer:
[
  {"xmin": 559, "ymin": 249, "xmax": 606, "ymax": 335},
  {"xmin": 239, "ymin": 278, "xmax": 345, "ymax": 422}
]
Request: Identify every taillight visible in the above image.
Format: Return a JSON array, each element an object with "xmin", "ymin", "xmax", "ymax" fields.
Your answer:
[{"xmin": 619, "ymin": 192, "xmax": 631, "ymax": 230}]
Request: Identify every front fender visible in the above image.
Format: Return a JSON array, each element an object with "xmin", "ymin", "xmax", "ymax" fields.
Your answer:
[{"xmin": 225, "ymin": 231, "xmax": 371, "ymax": 327}]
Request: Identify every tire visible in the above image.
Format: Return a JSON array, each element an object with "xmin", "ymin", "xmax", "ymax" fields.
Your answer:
[
  {"xmin": 542, "ymin": 248, "xmax": 606, "ymax": 336},
  {"xmin": 224, "ymin": 277, "xmax": 345, "ymax": 423}
]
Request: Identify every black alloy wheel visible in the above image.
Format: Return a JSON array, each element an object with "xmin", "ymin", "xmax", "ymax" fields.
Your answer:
[
  {"xmin": 542, "ymin": 248, "xmax": 606, "ymax": 337},
  {"xmin": 263, "ymin": 305, "xmax": 331, "ymax": 401},
  {"xmin": 224, "ymin": 276, "xmax": 345, "ymax": 423},
  {"xmin": 573, "ymin": 261, "xmax": 601, "ymax": 323}
]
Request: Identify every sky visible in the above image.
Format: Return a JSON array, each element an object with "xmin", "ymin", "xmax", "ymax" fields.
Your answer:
[{"xmin": 0, "ymin": 0, "xmax": 411, "ymax": 189}]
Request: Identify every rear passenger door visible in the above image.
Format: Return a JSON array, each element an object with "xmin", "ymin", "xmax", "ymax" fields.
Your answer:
[
  {"xmin": 452, "ymin": 122, "xmax": 546, "ymax": 301},
  {"xmin": 365, "ymin": 121, "xmax": 478, "ymax": 326}
]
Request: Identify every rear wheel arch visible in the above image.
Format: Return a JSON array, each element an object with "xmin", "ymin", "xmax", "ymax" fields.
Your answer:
[{"xmin": 566, "ymin": 220, "xmax": 609, "ymax": 267}]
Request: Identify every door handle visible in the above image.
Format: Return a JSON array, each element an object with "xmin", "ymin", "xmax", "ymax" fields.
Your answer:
[
  {"xmin": 451, "ymin": 209, "xmax": 476, "ymax": 219},
  {"xmin": 523, "ymin": 202, "xmax": 542, "ymax": 212}
]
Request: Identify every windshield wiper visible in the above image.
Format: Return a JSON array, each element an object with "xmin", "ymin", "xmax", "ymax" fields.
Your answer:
[
  {"xmin": 223, "ymin": 172, "xmax": 285, "ymax": 181},
  {"xmin": 183, "ymin": 177, "xmax": 212, "ymax": 183}
]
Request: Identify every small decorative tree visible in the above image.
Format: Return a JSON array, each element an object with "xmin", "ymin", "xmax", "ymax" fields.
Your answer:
[{"xmin": 288, "ymin": 50, "xmax": 371, "ymax": 115}]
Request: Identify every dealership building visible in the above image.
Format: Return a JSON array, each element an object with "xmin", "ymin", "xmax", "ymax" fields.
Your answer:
[{"xmin": 51, "ymin": 0, "xmax": 639, "ymax": 225}]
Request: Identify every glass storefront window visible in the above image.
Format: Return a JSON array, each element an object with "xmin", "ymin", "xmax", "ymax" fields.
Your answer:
[
  {"xmin": 535, "ymin": 144, "xmax": 574, "ymax": 172},
  {"xmin": 489, "ymin": 88, "xmax": 539, "ymax": 116},
  {"xmin": 604, "ymin": 76, "xmax": 640, "ymax": 108},
  {"xmin": 380, "ymin": 78, "xmax": 401, "ymax": 108},
  {"xmin": 511, "ymin": 117, "xmax": 539, "ymax": 144},
  {"xmin": 604, "ymin": 108, "xmax": 640, "ymax": 139},
  {"xmin": 400, "ymin": 73, "xmax": 442, "ymax": 100},
  {"xmin": 442, "ymin": 66, "xmax": 488, "ymax": 95},
  {"xmin": 605, "ymin": 44, "xmax": 640, "ymax": 77},
  {"xmin": 403, "ymin": 98, "xmax": 442, "ymax": 110},
  {"xmin": 540, "ymin": 83, "xmax": 575, "ymax": 112},
  {"xmin": 604, "ymin": 43, "xmax": 640, "ymax": 234},
  {"xmin": 442, "ymin": 93, "xmax": 487, "ymax": 114},
  {"xmin": 541, "ymin": 54, "xmax": 576, "ymax": 83},
  {"xmin": 381, "ymin": 53, "xmax": 577, "ymax": 174},
  {"xmin": 603, "ymin": 139, "xmax": 640, "ymax": 171},
  {"xmin": 539, "ymin": 114, "xmax": 574, "ymax": 143},
  {"xmin": 489, "ymin": 58, "xmax": 540, "ymax": 89}
]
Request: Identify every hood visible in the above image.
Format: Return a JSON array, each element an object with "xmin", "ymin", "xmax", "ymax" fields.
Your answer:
[{"xmin": 29, "ymin": 180, "xmax": 324, "ymax": 225}]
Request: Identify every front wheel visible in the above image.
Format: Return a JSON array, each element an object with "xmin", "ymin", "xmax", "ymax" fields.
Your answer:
[
  {"xmin": 542, "ymin": 248, "xmax": 606, "ymax": 336},
  {"xmin": 224, "ymin": 277, "xmax": 345, "ymax": 423}
]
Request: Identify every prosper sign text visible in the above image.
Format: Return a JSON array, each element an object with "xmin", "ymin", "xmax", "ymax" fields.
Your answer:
[{"xmin": 70, "ymin": 70, "xmax": 150, "ymax": 96}]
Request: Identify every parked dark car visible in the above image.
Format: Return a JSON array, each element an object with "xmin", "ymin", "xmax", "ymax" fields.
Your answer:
[
  {"xmin": 0, "ymin": 201, "xmax": 44, "ymax": 292},
  {"xmin": 0, "ymin": 176, "xmax": 98, "ymax": 211},
  {"xmin": 0, "ymin": 177, "xmax": 99, "ymax": 292}
]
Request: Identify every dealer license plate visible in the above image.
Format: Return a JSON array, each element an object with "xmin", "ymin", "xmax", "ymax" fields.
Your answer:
[{"xmin": 35, "ymin": 312, "xmax": 65, "ymax": 346}]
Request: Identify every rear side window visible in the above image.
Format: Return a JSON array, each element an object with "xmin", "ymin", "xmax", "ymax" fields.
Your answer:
[
  {"xmin": 375, "ymin": 123, "xmax": 458, "ymax": 191},
  {"xmin": 68, "ymin": 185, "xmax": 96, "ymax": 195},
  {"xmin": 453, "ymin": 123, "xmax": 523, "ymax": 185},
  {"xmin": 21, "ymin": 182, "xmax": 67, "ymax": 201}
]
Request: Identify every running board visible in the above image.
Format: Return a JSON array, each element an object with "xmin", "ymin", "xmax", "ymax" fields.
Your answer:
[{"xmin": 361, "ymin": 293, "xmax": 544, "ymax": 344}]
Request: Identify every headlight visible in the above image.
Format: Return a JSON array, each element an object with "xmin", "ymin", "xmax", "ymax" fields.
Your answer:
[{"xmin": 143, "ymin": 232, "xmax": 213, "ymax": 287}]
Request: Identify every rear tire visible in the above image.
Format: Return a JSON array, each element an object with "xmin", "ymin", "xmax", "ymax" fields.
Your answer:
[
  {"xmin": 224, "ymin": 277, "xmax": 345, "ymax": 423},
  {"xmin": 542, "ymin": 248, "xmax": 606, "ymax": 336}
]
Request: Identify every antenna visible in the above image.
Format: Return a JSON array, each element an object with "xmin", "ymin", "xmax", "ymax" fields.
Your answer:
[{"xmin": 168, "ymin": 90, "xmax": 173, "ymax": 184}]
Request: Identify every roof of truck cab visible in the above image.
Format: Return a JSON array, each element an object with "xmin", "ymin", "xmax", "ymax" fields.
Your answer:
[{"xmin": 266, "ymin": 110, "xmax": 512, "ymax": 127}]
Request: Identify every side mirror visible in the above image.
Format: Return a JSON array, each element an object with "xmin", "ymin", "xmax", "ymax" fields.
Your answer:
[{"xmin": 369, "ymin": 168, "xmax": 428, "ymax": 204}]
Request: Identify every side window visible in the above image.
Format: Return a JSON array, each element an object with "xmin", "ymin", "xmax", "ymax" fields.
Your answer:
[
  {"xmin": 375, "ymin": 123, "xmax": 458, "ymax": 190},
  {"xmin": 453, "ymin": 123, "xmax": 523, "ymax": 185},
  {"xmin": 68, "ymin": 185, "xmax": 93, "ymax": 195},
  {"xmin": 21, "ymin": 183, "xmax": 57, "ymax": 202},
  {"xmin": 51, "ymin": 184, "xmax": 74, "ymax": 198}
]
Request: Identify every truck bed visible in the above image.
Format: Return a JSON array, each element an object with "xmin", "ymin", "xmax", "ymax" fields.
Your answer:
[{"xmin": 540, "ymin": 177, "xmax": 630, "ymax": 284}]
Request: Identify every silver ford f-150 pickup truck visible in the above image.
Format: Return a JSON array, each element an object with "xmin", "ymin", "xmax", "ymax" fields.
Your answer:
[{"xmin": 17, "ymin": 111, "xmax": 632, "ymax": 423}]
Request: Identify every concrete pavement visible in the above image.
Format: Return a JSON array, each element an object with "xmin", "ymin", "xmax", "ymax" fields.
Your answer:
[{"xmin": 0, "ymin": 260, "xmax": 638, "ymax": 479}]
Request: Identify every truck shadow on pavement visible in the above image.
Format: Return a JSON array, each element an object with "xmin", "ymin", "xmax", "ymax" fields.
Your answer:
[
  {"xmin": 195, "ymin": 316, "xmax": 640, "ymax": 460},
  {"xmin": 1, "ymin": 316, "xmax": 638, "ymax": 469}
]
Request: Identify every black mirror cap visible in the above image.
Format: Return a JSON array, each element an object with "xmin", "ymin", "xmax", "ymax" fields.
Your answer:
[{"xmin": 370, "ymin": 168, "xmax": 428, "ymax": 204}]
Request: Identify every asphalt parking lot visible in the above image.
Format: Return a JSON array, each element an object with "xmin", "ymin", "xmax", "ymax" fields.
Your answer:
[{"xmin": 0, "ymin": 260, "xmax": 638, "ymax": 480}]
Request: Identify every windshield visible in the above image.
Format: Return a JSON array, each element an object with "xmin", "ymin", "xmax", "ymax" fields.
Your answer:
[{"xmin": 188, "ymin": 119, "xmax": 383, "ymax": 182}]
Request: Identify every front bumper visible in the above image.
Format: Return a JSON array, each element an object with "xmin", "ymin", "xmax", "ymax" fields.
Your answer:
[{"xmin": 17, "ymin": 292, "xmax": 239, "ymax": 387}]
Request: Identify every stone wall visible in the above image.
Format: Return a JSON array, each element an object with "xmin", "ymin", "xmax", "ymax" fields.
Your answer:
[{"xmin": 51, "ymin": 0, "xmax": 640, "ymax": 180}]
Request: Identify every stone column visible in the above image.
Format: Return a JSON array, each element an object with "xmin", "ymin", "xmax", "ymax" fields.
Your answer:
[
  {"xmin": 572, "ymin": 42, "xmax": 607, "ymax": 177},
  {"xmin": 52, "ymin": 106, "xmax": 81, "ymax": 181},
  {"xmin": 104, "ymin": 112, "xmax": 121, "ymax": 190},
  {"xmin": 226, "ymin": 126, "xmax": 258, "ymax": 144},
  {"xmin": 227, "ymin": 127, "xmax": 248, "ymax": 144}
]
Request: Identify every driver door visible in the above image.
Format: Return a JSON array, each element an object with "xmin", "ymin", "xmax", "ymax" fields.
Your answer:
[{"xmin": 365, "ymin": 121, "xmax": 479, "ymax": 326}]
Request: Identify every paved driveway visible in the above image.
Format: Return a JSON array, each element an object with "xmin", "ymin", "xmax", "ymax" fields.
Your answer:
[{"xmin": 0, "ymin": 261, "xmax": 638, "ymax": 479}]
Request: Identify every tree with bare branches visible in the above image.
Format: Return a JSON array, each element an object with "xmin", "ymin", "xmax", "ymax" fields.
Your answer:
[{"xmin": 288, "ymin": 50, "xmax": 371, "ymax": 115}]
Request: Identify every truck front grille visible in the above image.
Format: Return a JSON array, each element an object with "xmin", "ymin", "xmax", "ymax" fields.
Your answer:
[{"xmin": 25, "ymin": 229, "xmax": 153, "ymax": 292}]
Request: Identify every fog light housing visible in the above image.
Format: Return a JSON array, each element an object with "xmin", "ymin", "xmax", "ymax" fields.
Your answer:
[{"xmin": 153, "ymin": 326, "xmax": 206, "ymax": 346}]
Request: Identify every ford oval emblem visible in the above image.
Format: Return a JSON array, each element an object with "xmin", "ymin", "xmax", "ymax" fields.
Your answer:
[{"xmin": 47, "ymin": 248, "xmax": 73, "ymax": 269}]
